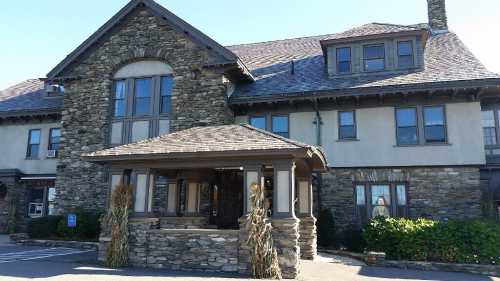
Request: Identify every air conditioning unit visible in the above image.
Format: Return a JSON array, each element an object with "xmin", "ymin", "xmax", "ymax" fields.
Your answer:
[{"xmin": 47, "ymin": 150, "xmax": 57, "ymax": 158}]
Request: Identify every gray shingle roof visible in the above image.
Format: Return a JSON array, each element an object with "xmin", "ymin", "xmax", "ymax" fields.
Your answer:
[
  {"xmin": 228, "ymin": 23, "xmax": 500, "ymax": 103},
  {"xmin": 83, "ymin": 124, "xmax": 327, "ymax": 164},
  {"xmin": 0, "ymin": 79, "xmax": 62, "ymax": 117},
  {"xmin": 322, "ymin": 23, "xmax": 427, "ymax": 41}
]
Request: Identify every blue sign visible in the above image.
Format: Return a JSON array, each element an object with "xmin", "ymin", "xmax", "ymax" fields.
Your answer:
[{"xmin": 67, "ymin": 213, "xmax": 77, "ymax": 228}]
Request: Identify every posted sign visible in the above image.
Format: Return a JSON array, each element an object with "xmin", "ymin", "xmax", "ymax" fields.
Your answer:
[{"xmin": 67, "ymin": 213, "xmax": 77, "ymax": 228}]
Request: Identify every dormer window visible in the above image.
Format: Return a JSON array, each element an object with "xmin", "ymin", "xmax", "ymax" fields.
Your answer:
[
  {"xmin": 363, "ymin": 44, "xmax": 385, "ymax": 72},
  {"xmin": 336, "ymin": 47, "xmax": 351, "ymax": 74},
  {"xmin": 45, "ymin": 84, "xmax": 65, "ymax": 97},
  {"xmin": 398, "ymin": 41, "xmax": 414, "ymax": 69}
]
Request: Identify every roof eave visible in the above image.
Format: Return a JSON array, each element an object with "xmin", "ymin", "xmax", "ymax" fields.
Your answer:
[{"xmin": 319, "ymin": 29, "xmax": 428, "ymax": 47}]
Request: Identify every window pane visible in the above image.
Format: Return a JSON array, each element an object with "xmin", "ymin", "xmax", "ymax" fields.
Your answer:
[
  {"xmin": 484, "ymin": 127, "xmax": 497, "ymax": 145},
  {"xmin": 424, "ymin": 107, "xmax": 444, "ymax": 126},
  {"xmin": 272, "ymin": 116, "xmax": 288, "ymax": 133},
  {"xmin": 338, "ymin": 61, "xmax": 351, "ymax": 73},
  {"xmin": 398, "ymin": 56, "xmax": 414, "ymax": 68},
  {"xmin": 339, "ymin": 111, "xmax": 354, "ymax": 126},
  {"xmin": 482, "ymin": 110, "xmax": 495, "ymax": 127},
  {"xmin": 336, "ymin": 47, "xmax": 351, "ymax": 62},
  {"xmin": 398, "ymin": 41, "xmax": 413, "ymax": 56},
  {"xmin": 159, "ymin": 119, "xmax": 170, "ymax": 136},
  {"xmin": 161, "ymin": 77, "xmax": 173, "ymax": 114},
  {"xmin": 364, "ymin": 45, "xmax": 385, "ymax": 59},
  {"xmin": 114, "ymin": 100, "xmax": 125, "ymax": 117},
  {"xmin": 49, "ymin": 129, "xmax": 61, "ymax": 151},
  {"xmin": 398, "ymin": 127, "xmax": 418, "ymax": 145},
  {"xmin": 356, "ymin": 185, "xmax": 366, "ymax": 206},
  {"xmin": 340, "ymin": 126, "xmax": 356, "ymax": 139},
  {"xmin": 111, "ymin": 122, "xmax": 123, "ymax": 145},
  {"xmin": 29, "ymin": 145, "xmax": 39, "ymax": 158},
  {"xmin": 396, "ymin": 185, "xmax": 407, "ymax": 206},
  {"xmin": 134, "ymin": 78, "xmax": 151, "ymax": 116},
  {"xmin": 114, "ymin": 81, "xmax": 126, "ymax": 117},
  {"xmin": 396, "ymin": 108, "xmax": 417, "ymax": 126},
  {"xmin": 30, "ymin": 130, "xmax": 41, "ymax": 144},
  {"xmin": 250, "ymin": 116, "xmax": 266, "ymax": 130},
  {"xmin": 425, "ymin": 125, "xmax": 446, "ymax": 143},
  {"xmin": 131, "ymin": 121, "xmax": 150, "ymax": 142},
  {"xmin": 371, "ymin": 185, "xmax": 391, "ymax": 218},
  {"xmin": 115, "ymin": 81, "xmax": 126, "ymax": 99},
  {"xmin": 365, "ymin": 59, "xmax": 385, "ymax": 71}
]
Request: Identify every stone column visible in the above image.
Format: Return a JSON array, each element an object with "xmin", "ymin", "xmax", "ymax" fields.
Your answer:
[
  {"xmin": 297, "ymin": 177, "xmax": 317, "ymax": 260},
  {"xmin": 272, "ymin": 161, "xmax": 300, "ymax": 279},
  {"xmin": 128, "ymin": 218, "xmax": 160, "ymax": 266}
]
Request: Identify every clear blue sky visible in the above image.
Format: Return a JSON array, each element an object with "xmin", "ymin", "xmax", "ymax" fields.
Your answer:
[{"xmin": 1, "ymin": 0, "xmax": 499, "ymax": 90}]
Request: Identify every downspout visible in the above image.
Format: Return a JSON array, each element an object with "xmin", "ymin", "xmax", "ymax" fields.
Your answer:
[{"xmin": 313, "ymin": 100, "xmax": 324, "ymax": 214}]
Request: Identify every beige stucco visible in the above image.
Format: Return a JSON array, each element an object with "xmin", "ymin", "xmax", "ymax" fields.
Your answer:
[
  {"xmin": 0, "ymin": 121, "xmax": 59, "ymax": 174},
  {"xmin": 236, "ymin": 102, "xmax": 486, "ymax": 167},
  {"xmin": 113, "ymin": 60, "xmax": 173, "ymax": 79}
]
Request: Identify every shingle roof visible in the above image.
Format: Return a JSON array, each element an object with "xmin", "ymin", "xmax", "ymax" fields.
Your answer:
[
  {"xmin": 227, "ymin": 23, "xmax": 500, "ymax": 103},
  {"xmin": 0, "ymin": 79, "xmax": 62, "ymax": 117},
  {"xmin": 83, "ymin": 124, "xmax": 327, "ymax": 166},
  {"xmin": 321, "ymin": 23, "xmax": 427, "ymax": 41}
]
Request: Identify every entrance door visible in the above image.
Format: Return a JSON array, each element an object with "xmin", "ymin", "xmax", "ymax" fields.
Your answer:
[{"xmin": 211, "ymin": 171, "xmax": 243, "ymax": 229}]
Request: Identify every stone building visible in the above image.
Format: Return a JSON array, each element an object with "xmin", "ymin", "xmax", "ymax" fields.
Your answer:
[{"xmin": 1, "ymin": 0, "xmax": 500, "ymax": 278}]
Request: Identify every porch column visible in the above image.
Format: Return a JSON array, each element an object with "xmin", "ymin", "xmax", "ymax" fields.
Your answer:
[
  {"xmin": 272, "ymin": 161, "xmax": 300, "ymax": 279},
  {"xmin": 166, "ymin": 179, "xmax": 177, "ymax": 216},
  {"xmin": 185, "ymin": 182, "xmax": 200, "ymax": 216},
  {"xmin": 242, "ymin": 165, "xmax": 263, "ymax": 215},
  {"xmin": 297, "ymin": 175, "xmax": 317, "ymax": 260}
]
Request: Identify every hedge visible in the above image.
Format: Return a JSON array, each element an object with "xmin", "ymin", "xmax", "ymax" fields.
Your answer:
[
  {"xmin": 28, "ymin": 211, "xmax": 101, "ymax": 241},
  {"xmin": 364, "ymin": 217, "xmax": 500, "ymax": 265}
]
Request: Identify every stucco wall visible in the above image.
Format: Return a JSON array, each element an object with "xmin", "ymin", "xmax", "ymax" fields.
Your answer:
[
  {"xmin": 237, "ymin": 102, "xmax": 485, "ymax": 167},
  {"xmin": 0, "ymin": 122, "xmax": 59, "ymax": 174}
]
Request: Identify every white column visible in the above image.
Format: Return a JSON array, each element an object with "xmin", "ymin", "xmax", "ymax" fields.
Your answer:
[
  {"xmin": 297, "ymin": 177, "xmax": 313, "ymax": 216},
  {"xmin": 166, "ymin": 180, "xmax": 177, "ymax": 216},
  {"xmin": 186, "ymin": 182, "xmax": 200, "ymax": 215},
  {"xmin": 273, "ymin": 162, "xmax": 296, "ymax": 218},
  {"xmin": 243, "ymin": 165, "xmax": 263, "ymax": 214}
]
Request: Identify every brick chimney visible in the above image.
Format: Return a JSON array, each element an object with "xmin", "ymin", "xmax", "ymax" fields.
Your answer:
[{"xmin": 427, "ymin": 0, "xmax": 448, "ymax": 33}]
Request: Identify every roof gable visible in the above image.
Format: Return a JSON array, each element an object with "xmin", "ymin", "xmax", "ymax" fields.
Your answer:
[{"xmin": 47, "ymin": 0, "xmax": 241, "ymax": 79}]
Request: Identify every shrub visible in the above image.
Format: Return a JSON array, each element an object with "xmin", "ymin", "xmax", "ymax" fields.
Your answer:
[
  {"xmin": 28, "ymin": 216, "xmax": 63, "ymax": 239},
  {"xmin": 364, "ymin": 217, "xmax": 500, "ymax": 265},
  {"xmin": 56, "ymin": 210, "xmax": 101, "ymax": 241},
  {"xmin": 341, "ymin": 227, "xmax": 366, "ymax": 253},
  {"xmin": 317, "ymin": 209, "xmax": 337, "ymax": 249}
]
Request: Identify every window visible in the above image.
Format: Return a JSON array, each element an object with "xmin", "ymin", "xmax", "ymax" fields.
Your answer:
[
  {"xmin": 133, "ymin": 78, "xmax": 152, "ymax": 116},
  {"xmin": 250, "ymin": 116, "xmax": 266, "ymax": 130},
  {"xmin": 272, "ymin": 116, "xmax": 289, "ymax": 138},
  {"xmin": 160, "ymin": 76, "xmax": 173, "ymax": 114},
  {"xmin": 336, "ymin": 47, "xmax": 352, "ymax": 74},
  {"xmin": 338, "ymin": 111, "xmax": 356, "ymax": 140},
  {"xmin": 354, "ymin": 183, "xmax": 408, "ymax": 222},
  {"xmin": 396, "ymin": 108, "xmax": 418, "ymax": 145},
  {"xmin": 26, "ymin": 129, "xmax": 41, "ymax": 158},
  {"xmin": 482, "ymin": 110, "xmax": 497, "ymax": 145},
  {"xmin": 363, "ymin": 44, "xmax": 385, "ymax": 71},
  {"xmin": 114, "ymin": 80, "xmax": 126, "ymax": 117},
  {"xmin": 398, "ymin": 41, "xmax": 414, "ymax": 68},
  {"xmin": 48, "ymin": 128, "xmax": 61, "ymax": 152},
  {"xmin": 423, "ymin": 106, "xmax": 446, "ymax": 143}
]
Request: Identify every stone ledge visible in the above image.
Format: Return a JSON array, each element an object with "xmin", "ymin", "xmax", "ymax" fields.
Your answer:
[
  {"xmin": 149, "ymin": 228, "xmax": 239, "ymax": 235},
  {"xmin": 379, "ymin": 260, "xmax": 500, "ymax": 277},
  {"xmin": 16, "ymin": 239, "xmax": 98, "ymax": 250}
]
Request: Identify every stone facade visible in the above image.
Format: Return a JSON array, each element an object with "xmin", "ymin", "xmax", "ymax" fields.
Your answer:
[
  {"xmin": 0, "ymin": 173, "xmax": 31, "ymax": 233},
  {"xmin": 298, "ymin": 216, "xmax": 317, "ymax": 260},
  {"xmin": 427, "ymin": 0, "xmax": 448, "ymax": 31},
  {"xmin": 53, "ymin": 6, "xmax": 233, "ymax": 214},
  {"xmin": 271, "ymin": 218, "xmax": 301, "ymax": 279},
  {"xmin": 319, "ymin": 166, "xmax": 482, "ymax": 232}
]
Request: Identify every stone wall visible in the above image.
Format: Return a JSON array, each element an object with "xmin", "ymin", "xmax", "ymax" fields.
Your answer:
[
  {"xmin": 319, "ymin": 166, "xmax": 482, "ymax": 232},
  {"xmin": 54, "ymin": 6, "xmax": 233, "ymax": 214},
  {"xmin": 145, "ymin": 229, "xmax": 239, "ymax": 272},
  {"xmin": 0, "ymin": 173, "xmax": 29, "ymax": 233},
  {"xmin": 159, "ymin": 217, "xmax": 208, "ymax": 229}
]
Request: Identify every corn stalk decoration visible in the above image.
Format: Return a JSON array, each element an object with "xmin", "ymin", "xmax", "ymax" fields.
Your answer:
[
  {"xmin": 104, "ymin": 183, "xmax": 133, "ymax": 268},
  {"xmin": 246, "ymin": 182, "xmax": 282, "ymax": 279}
]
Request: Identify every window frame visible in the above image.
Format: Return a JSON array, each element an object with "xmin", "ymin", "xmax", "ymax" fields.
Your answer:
[
  {"xmin": 26, "ymin": 129, "xmax": 41, "ymax": 159},
  {"xmin": 338, "ymin": 110, "xmax": 357, "ymax": 140},
  {"xmin": 397, "ymin": 40, "xmax": 415, "ymax": 69},
  {"xmin": 354, "ymin": 182, "xmax": 409, "ymax": 222},
  {"xmin": 271, "ymin": 115, "xmax": 290, "ymax": 138},
  {"xmin": 395, "ymin": 106, "xmax": 419, "ymax": 146},
  {"xmin": 423, "ymin": 105, "xmax": 448, "ymax": 144},
  {"xmin": 113, "ymin": 80, "xmax": 127, "ymax": 118},
  {"xmin": 160, "ymin": 75, "xmax": 174, "ymax": 115},
  {"xmin": 363, "ymin": 43, "xmax": 386, "ymax": 72},
  {"xmin": 132, "ymin": 77, "xmax": 154, "ymax": 117},
  {"xmin": 48, "ymin": 128, "xmax": 61, "ymax": 154},
  {"xmin": 336, "ymin": 47, "xmax": 352, "ymax": 74},
  {"xmin": 395, "ymin": 105, "xmax": 448, "ymax": 146},
  {"xmin": 481, "ymin": 109, "xmax": 500, "ymax": 147},
  {"xmin": 248, "ymin": 115, "xmax": 268, "ymax": 131}
]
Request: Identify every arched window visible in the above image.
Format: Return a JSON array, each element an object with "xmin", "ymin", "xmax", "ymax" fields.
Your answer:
[{"xmin": 110, "ymin": 61, "xmax": 174, "ymax": 146}]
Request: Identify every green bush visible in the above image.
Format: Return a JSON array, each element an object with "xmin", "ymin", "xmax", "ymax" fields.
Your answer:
[
  {"xmin": 57, "ymin": 211, "xmax": 101, "ymax": 241},
  {"xmin": 317, "ymin": 209, "xmax": 337, "ymax": 249},
  {"xmin": 28, "ymin": 216, "xmax": 63, "ymax": 239},
  {"xmin": 364, "ymin": 217, "xmax": 500, "ymax": 265}
]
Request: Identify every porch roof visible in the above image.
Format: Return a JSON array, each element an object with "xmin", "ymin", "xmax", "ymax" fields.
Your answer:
[{"xmin": 82, "ymin": 124, "xmax": 328, "ymax": 171}]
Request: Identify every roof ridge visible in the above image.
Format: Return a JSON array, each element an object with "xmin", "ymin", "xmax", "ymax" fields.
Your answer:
[
  {"xmin": 240, "ymin": 124, "xmax": 311, "ymax": 149},
  {"xmin": 226, "ymin": 33, "xmax": 333, "ymax": 48}
]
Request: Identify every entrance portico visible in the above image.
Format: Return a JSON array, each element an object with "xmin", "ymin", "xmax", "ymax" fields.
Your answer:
[{"xmin": 83, "ymin": 124, "xmax": 327, "ymax": 278}]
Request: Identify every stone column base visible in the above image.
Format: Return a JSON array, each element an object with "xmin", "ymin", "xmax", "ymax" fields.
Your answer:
[
  {"xmin": 299, "ymin": 216, "xmax": 317, "ymax": 260},
  {"xmin": 237, "ymin": 217, "xmax": 250, "ymax": 275},
  {"xmin": 272, "ymin": 217, "xmax": 300, "ymax": 279}
]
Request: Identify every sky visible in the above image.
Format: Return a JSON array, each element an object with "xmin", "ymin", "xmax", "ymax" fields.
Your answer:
[{"xmin": 0, "ymin": 0, "xmax": 499, "ymax": 90}]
